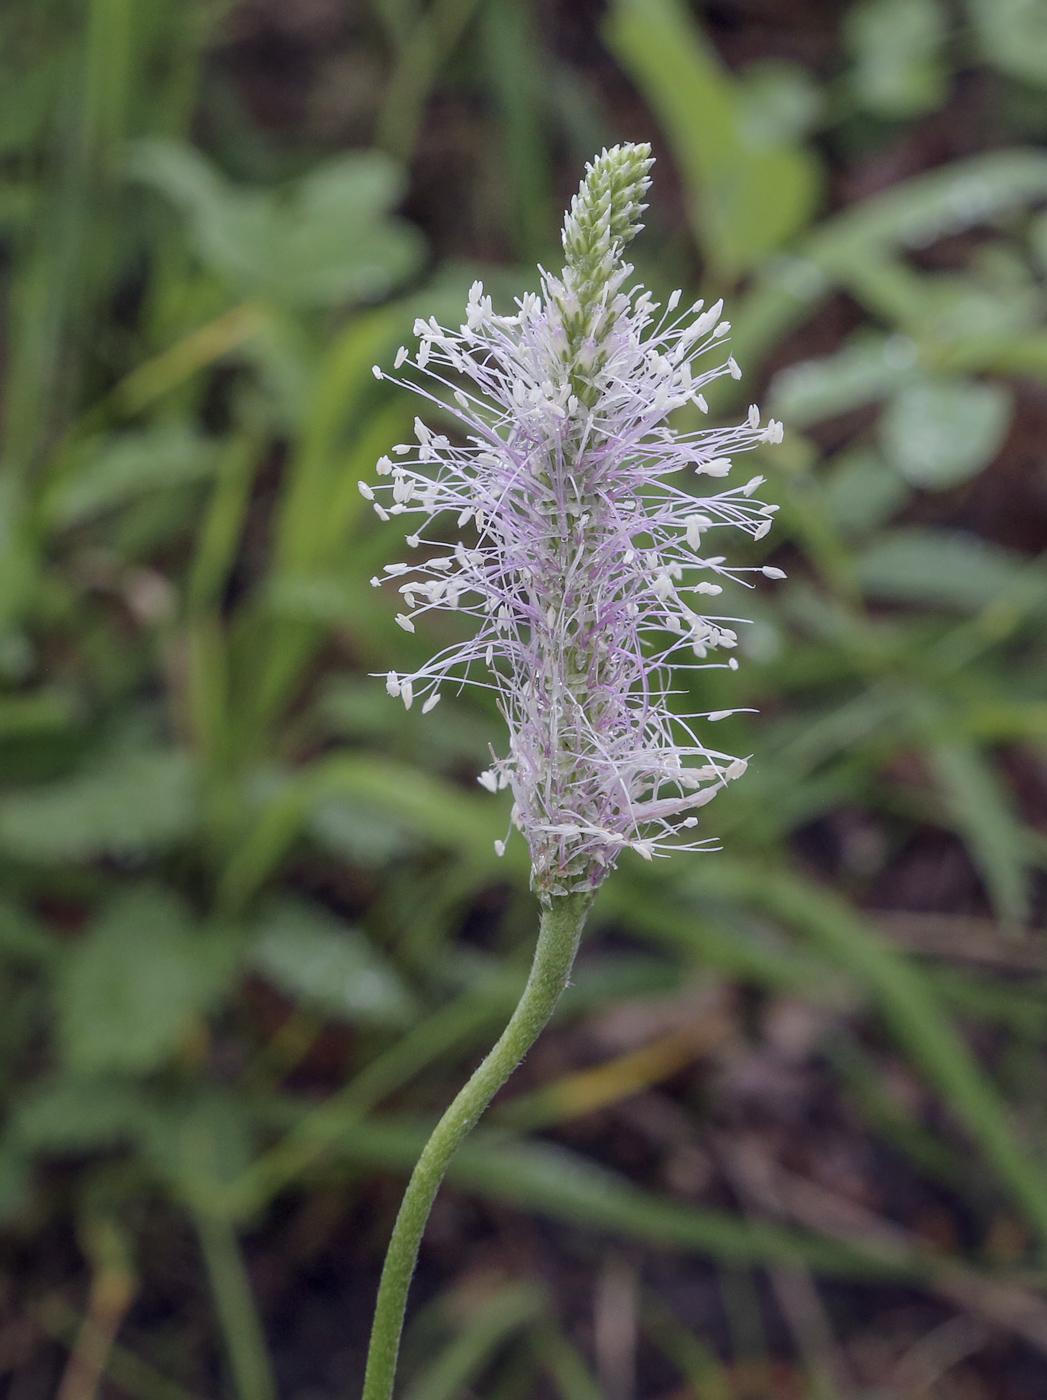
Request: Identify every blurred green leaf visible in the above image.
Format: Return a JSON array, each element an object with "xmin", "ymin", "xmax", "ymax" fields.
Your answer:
[
  {"xmin": 908, "ymin": 263, "xmax": 1043, "ymax": 349},
  {"xmin": 688, "ymin": 861, "xmax": 1047, "ymax": 1243},
  {"xmin": 812, "ymin": 149, "xmax": 1047, "ymax": 264},
  {"xmin": 735, "ymin": 59, "xmax": 824, "ymax": 145},
  {"xmin": 128, "ymin": 141, "xmax": 425, "ymax": 307},
  {"xmin": 141, "ymin": 1090, "xmax": 257, "ymax": 1211},
  {"xmin": 843, "ymin": 0, "xmax": 948, "ymax": 118},
  {"xmin": 219, "ymin": 754, "xmax": 523, "ymax": 914},
  {"xmin": 0, "ymin": 898, "xmax": 59, "ymax": 966},
  {"xmin": 606, "ymin": 0, "xmax": 822, "ymax": 278},
  {"xmin": 44, "ymin": 425, "xmax": 221, "ymax": 527},
  {"xmin": 0, "ymin": 747, "xmax": 199, "ymax": 863},
  {"xmin": 768, "ymin": 333, "xmax": 918, "ymax": 428},
  {"xmin": 249, "ymin": 896, "xmax": 418, "ymax": 1028},
  {"xmin": 0, "ymin": 1145, "xmax": 31, "ymax": 1223},
  {"xmin": 403, "ymin": 1281, "xmax": 547, "ymax": 1400},
  {"xmin": 0, "ymin": 687, "xmax": 80, "ymax": 739},
  {"xmin": 333, "ymin": 1117, "xmax": 897, "ymax": 1276},
  {"xmin": 12, "ymin": 1079, "xmax": 153, "ymax": 1152},
  {"xmin": 966, "ymin": 0, "xmax": 1047, "ymax": 88},
  {"xmin": 57, "ymin": 886, "xmax": 231, "ymax": 1076},
  {"xmin": 880, "ymin": 378, "xmax": 1012, "ymax": 488},
  {"xmin": 922, "ymin": 729, "xmax": 1034, "ymax": 926},
  {"xmin": 823, "ymin": 449, "xmax": 911, "ymax": 535},
  {"xmin": 855, "ymin": 529, "xmax": 1028, "ymax": 610},
  {"xmin": 308, "ymin": 797, "xmax": 419, "ymax": 867}
]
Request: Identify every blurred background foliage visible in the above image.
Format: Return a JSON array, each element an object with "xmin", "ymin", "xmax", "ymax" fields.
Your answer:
[{"xmin": 4, "ymin": 0, "xmax": 1047, "ymax": 1397}]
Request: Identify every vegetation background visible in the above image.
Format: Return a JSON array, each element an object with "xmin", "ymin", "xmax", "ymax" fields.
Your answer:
[{"xmin": 4, "ymin": 0, "xmax": 1047, "ymax": 1396}]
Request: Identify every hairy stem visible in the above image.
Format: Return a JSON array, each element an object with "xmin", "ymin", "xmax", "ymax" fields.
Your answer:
[{"xmin": 361, "ymin": 891, "xmax": 592, "ymax": 1400}]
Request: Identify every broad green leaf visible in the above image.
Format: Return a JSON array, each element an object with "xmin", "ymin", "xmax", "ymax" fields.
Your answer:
[
  {"xmin": 279, "ymin": 153, "xmax": 425, "ymax": 306},
  {"xmin": 127, "ymin": 140, "xmax": 274, "ymax": 289},
  {"xmin": 606, "ymin": 0, "xmax": 821, "ymax": 277},
  {"xmin": 855, "ymin": 529, "xmax": 1027, "ymax": 611},
  {"xmin": 57, "ymin": 886, "xmax": 230, "ymax": 1076},
  {"xmin": 249, "ymin": 897, "xmax": 418, "ymax": 1027},
  {"xmin": 128, "ymin": 141, "xmax": 424, "ymax": 307},
  {"xmin": 843, "ymin": 0, "xmax": 948, "ymax": 118},
  {"xmin": 139, "ymin": 1090, "xmax": 256, "ymax": 1210},
  {"xmin": 880, "ymin": 378, "xmax": 1012, "ymax": 488},
  {"xmin": 735, "ymin": 59, "xmax": 824, "ymax": 144},
  {"xmin": 823, "ymin": 449, "xmax": 911, "ymax": 535},
  {"xmin": 724, "ymin": 151, "xmax": 1047, "ymax": 383},
  {"xmin": 967, "ymin": 0, "xmax": 1047, "ymax": 87},
  {"xmin": 905, "ymin": 266, "xmax": 1043, "ymax": 349},
  {"xmin": 811, "ymin": 150, "xmax": 1047, "ymax": 264},
  {"xmin": 768, "ymin": 333, "xmax": 918, "ymax": 428},
  {"xmin": 0, "ymin": 747, "xmax": 198, "ymax": 862},
  {"xmin": 12, "ymin": 1079, "xmax": 153, "ymax": 1152},
  {"xmin": 309, "ymin": 798, "xmax": 418, "ymax": 867},
  {"xmin": 44, "ymin": 426, "xmax": 221, "ymax": 527}
]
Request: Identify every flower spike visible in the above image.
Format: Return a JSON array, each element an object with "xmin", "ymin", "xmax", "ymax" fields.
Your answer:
[{"xmin": 366, "ymin": 144, "xmax": 782, "ymax": 898}]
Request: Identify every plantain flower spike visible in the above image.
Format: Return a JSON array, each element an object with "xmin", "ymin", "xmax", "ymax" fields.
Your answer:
[{"xmin": 365, "ymin": 143, "xmax": 782, "ymax": 898}]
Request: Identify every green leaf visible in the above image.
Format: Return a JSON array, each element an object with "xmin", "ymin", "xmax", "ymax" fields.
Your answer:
[
  {"xmin": 218, "ymin": 754, "xmax": 523, "ymax": 914},
  {"xmin": 843, "ymin": 0, "xmax": 948, "ymax": 118},
  {"xmin": 249, "ymin": 897, "xmax": 418, "ymax": 1027},
  {"xmin": 606, "ymin": 0, "xmax": 822, "ymax": 277},
  {"xmin": 0, "ymin": 899, "xmax": 59, "ymax": 966},
  {"xmin": 44, "ymin": 425, "xmax": 221, "ymax": 527},
  {"xmin": 57, "ymin": 886, "xmax": 230, "ymax": 1076},
  {"xmin": 0, "ymin": 1145, "xmax": 30, "ymax": 1223},
  {"xmin": 12, "ymin": 1079, "xmax": 153, "ymax": 1152},
  {"xmin": 768, "ymin": 333, "xmax": 918, "ymax": 428},
  {"xmin": 966, "ymin": 0, "xmax": 1047, "ymax": 87},
  {"xmin": 823, "ymin": 449, "xmax": 911, "ymax": 535},
  {"xmin": 735, "ymin": 59, "xmax": 824, "ymax": 145},
  {"xmin": 128, "ymin": 141, "xmax": 425, "ymax": 307},
  {"xmin": 811, "ymin": 149, "xmax": 1047, "ymax": 264},
  {"xmin": 140, "ymin": 1090, "xmax": 256, "ymax": 1211},
  {"xmin": 403, "ymin": 1282, "xmax": 547, "ymax": 1400},
  {"xmin": 308, "ymin": 798, "xmax": 418, "ymax": 868},
  {"xmin": 688, "ymin": 861, "xmax": 1047, "ymax": 1245},
  {"xmin": 921, "ymin": 730, "xmax": 1034, "ymax": 926},
  {"xmin": 880, "ymin": 378, "xmax": 1012, "ymax": 488},
  {"xmin": 0, "ymin": 687, "xmax": 79, "ymax": 739},
  {"xmin": 331, "ymin": 1117, "xmax": 901, "ymax": 1277},
  {"xmin": 855, "ymin": 529, "xmax": 1027, "ymax": 611},
  {"xmin": 278, "ymin": 152, "xmax": 425, "ymax": 306},
  {"xmin": 0, "ymin": 747, "xmax": 199, "ymax": 863},
  {"xmin": 905, "ymin": 266, "xmax": 1043, "ymax": 349}
]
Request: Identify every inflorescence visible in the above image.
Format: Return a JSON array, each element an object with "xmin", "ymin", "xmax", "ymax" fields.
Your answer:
[{"xmin": 362, "ymin": 143, "xmax": 783, "ymax": 897}]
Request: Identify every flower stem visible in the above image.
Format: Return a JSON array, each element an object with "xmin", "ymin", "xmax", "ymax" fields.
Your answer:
[{"xmin": 361, "ymin": 891, "xmax": 592, "ymax": 1400}]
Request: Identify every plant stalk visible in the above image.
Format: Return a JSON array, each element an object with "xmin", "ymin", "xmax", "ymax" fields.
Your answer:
[
  {"xmin": 195, "ymin": 1210, "xmax": 276, "ymax": 1400},
  {"xmin": 361, "ymin": 891, "xmax": 592, "ymax": 1400}
]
